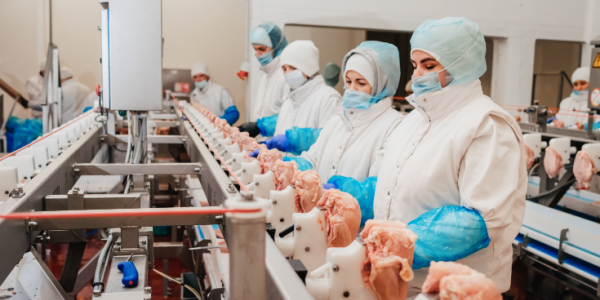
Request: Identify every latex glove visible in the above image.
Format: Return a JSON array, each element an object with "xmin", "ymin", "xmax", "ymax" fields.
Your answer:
[
  {"xmin": 238, "ymin": 122, "xmax": 259, "ymax": 138},
  {"xmin": 250, "ymin": 148, "xmax": 260, "ymax": 158},
  {"xmin": 322, "ymin": 183, "xmax": 336, "ymax": 190},
  {"xmin": 266, "ymin": 134, "xmax": 289, "ymax": 152}
]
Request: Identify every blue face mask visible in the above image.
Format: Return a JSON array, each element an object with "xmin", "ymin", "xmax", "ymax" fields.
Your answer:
[
  {"xmin": 284, "ymin": 70, "xmax": 308, "ymax": 90},
  {"xmin": 411, "ymin": 72, "xmax": 443, "ymax": 98},
  {"xmin": 573, "ymin": 90, "xmax": 580, "ymax": 96},
  {"xmin": 195, "ymin": 80, "xmax": 208, "ymax": 90},
  {"xmin": 257, "ymin": 52, "xmax": 274, "ymax": 66},
  {"xmin": 342, "ymin": 89, "xmax": 375, "ymax": 109}
]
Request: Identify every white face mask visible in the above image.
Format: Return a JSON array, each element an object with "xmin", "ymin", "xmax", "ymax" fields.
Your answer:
[{"xmin": 284, "ymin": 69, "xmax": 308, "ymax": 90}]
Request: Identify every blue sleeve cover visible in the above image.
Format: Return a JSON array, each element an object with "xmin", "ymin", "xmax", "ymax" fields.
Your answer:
[
  {"xmin": 257, "ymin": 114, "xmax": 278, "ymax": 137},
  {"xmin": 220, "ymin": 106, "xmax": 240, "ymax": 125},
  {"xmin": 282, "ymin": 156, "xmax": 313, "ymax": 171},
  {"xmin": 285, "ymin": 127, "xmax": 322, "ymax": 156},
  {"xmin": 584, "ymin": 122, "xmax": 600, "ymax": 131},
  {"xmin": 83, "ymin": 106, "xmax": 93, "ymax": 113},
  {"xmin": 5, "ymin": 116, "xmax": 43, "ymax": 152},
  {"xmin": 407, "ymin": 206, "xmax": 490, "ymax": 269},
  {"xmin": 547, "ymin": 116, "xmax": 557, "ymax": 124},
  {"xmin": 327, "ymin": 176, "xmax": 376, "ymax": 227}
]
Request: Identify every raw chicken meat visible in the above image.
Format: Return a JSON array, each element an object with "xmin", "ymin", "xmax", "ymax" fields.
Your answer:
[
  {"xmin": 514, "ymin": 115, "xmax": 521, "ymax": 122},
  {"xmin": 524, "ymin": 144, "xmax": 535, "ymax": 170},
  {"xmin": 544, "ymin": 146, "xmax": 563, "ymax": 179},
  {"xmin": 422, "ymin": 261, "xmax": 476, "ymax": 293},
  {"xmin": 273, "ymin": 160, "xmax": 298, "ymax": 190},
  {"xmin": 290, "ymin": 170, "xmax": 323, "ymax": 213},
  {"xmin": 439, "ymin": 273, "xmax": 502, "ymax": 300},
  {"xmin": 316, "ymin": 189, "xmax": 361, "ymax": 248},
  {"xmin": 360, "ymin": 220, "xmax": 417, "ymax": 300},
  {"xmin": 553, "ymin": 119, "xmax": 565, "ymax": 128},
  {"xmin": 573, "ymin": 151, "xmax": 597, "ymax": 189},
  {"xmin": 257, "ymin": 148, "xmax": 283, "ymax": 174}
]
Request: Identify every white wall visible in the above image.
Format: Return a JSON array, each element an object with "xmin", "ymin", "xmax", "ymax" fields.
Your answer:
[
  {"xmin": 0, "ymin": 0, "xmax": 248, "ymax": 124},
  {"xmin": 247, "ymin": 0, "xmax": 596, "ymax": 115}
]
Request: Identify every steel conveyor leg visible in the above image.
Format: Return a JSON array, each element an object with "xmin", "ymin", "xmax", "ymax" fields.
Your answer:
[{"xmin": 59, "ymin": 242, "xmax": 87, "ymax": 293}]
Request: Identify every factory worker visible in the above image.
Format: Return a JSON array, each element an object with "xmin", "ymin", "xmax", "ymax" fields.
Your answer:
[
  {"xmin": 282, "ymin": 42, "xmax": 405, "ymax": 226},
  {"xmin": 551, "ymin": 67, "xmax": 590, "ymax": 129},
  {"xmin": 372, "ymin": 17, "xmax": 526, "ymax": 294},
  {"xmin": 323, "ymin": 62, "xmax": 341, "ymax": 87},
  {"xmin": 60, "ymin": 67, "xmax": 90, "ymax": 124},
  {"xmin": 190, "ymin": 62, "xmax": 239, "ymax": 125},
  {"xmin": 25, "ymin": 59, "xmax": 46, "ymax": 118},
  {"xmin": 259, "ymin": 40, "xmax": 342, "ymax": 155},
  {"xmin": 238, "ymin": 23, "xmax": 290, "ymax": 137}
]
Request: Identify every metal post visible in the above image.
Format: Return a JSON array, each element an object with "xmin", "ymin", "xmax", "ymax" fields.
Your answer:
[
  {"xmin": 226, "ymin": 193, "xmax": 267, "ymax": 300},
  {"xmin": 49, "ymin": 0, "xmax": 53, "ymax": 44}
]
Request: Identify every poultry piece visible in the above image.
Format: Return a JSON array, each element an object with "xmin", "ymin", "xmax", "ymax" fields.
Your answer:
[
  {"xmin": 257, "ymin": 148, "xmax": 283, "ymax": 174},
  {"xmin": 273, "ymin": 160, "xmax": 298, "ymax": 190},
  {"xmin": 360, "ymin": 220, "xmax": 417, "ymax": 300},
  {"xmin": 422, "ymin": 261, "xmax": 476, "ymax": 293},
  {"xmin": 543, "ymin": 146, "xmax": 563, "ymax": 179},
  {"xmin": 573, "ymin": 151, "xmax": 597, "ymax": 189},
  {"xmin": 224, "ymin": 126, "xmax": 239, "ymax": 141},
  {"xmin": 524, "ymin": 144, "xmax": 535, "ymax": 170},
  {"xmin": 439, "ymin": 273, "xmax": 501, "ymax": 300},
  {"xmin": 553, "ymin": 119, "xmax": 565, "ymax": 128},
  {"xmin": 316, "ymin": 189, "xmax": 361, "ymax": 248},
  {"xmin": 514, "ymin": 115, "xmax": 521, "ymax": 122},
  {"xmin": 291, "ymin": 170, "xmax": 323, "ymax": 213}
]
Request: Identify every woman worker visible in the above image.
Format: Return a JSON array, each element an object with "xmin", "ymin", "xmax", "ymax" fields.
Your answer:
[
  {"xmin": 373, "ymin": 17, "xmax": 526, "ymax": 294},
  {"xmin": 278, "ymin": 41, "xmax": 405, "ymax": 225},
  {"xmin": 260, "ymin": 40, "xmax": 342, "ymax": 154},
  {"xmin": 239, "ymin": 22, "xmax": 290, "ymax": 137},
  {"xmin": 550, "ymin": 67, "xmax": 591, "ymax": 129}
]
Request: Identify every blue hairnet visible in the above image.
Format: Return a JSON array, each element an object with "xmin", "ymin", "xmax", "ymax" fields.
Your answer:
[
  {"xmin": 411, "ymin": 17, "xmax": 486, "ymax": 86},
  {"xmin": 341, "ymin": 41, "xmax": 400, "ymax": 102},
  {"xmin": 251, "ymin": 22, "xmax": 288, "ymax": 58}
]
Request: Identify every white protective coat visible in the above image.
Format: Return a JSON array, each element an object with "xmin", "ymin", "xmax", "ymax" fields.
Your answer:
[
  {"xmin": 26, "ymin": 74, "xmax": 43, "ymax": 118},
  {"xmin": 301, "ymin": 98, "xmax": 403, "ymax": 182},
  {"xmin": 61, "ymin": 78, "xmax": 90, "ymax": 124},
  {"xmin": 253, "ymin": 56, "xmax": 290, "ymax": 120},
  {"xmin": 191, "ymin": 81, "xmax": 235, "ymax": 117},
  {"xmin": 555, "ymin": 92, "xmax": 589, "ymax": 127},
  {"xmin": 273, "ymin": 75, "xmax": 341, "ymax": 136},
  {"xmin": 373, "ymin": 80, "xmax": 527, "ymax": 292}
]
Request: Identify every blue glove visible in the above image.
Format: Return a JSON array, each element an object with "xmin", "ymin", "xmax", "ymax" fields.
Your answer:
[
  {"xmin": 282, "ymin": 156, "xmax": 313, "ymax": 171},
  {"xmin": 584, "ymin": 122, "xmax": 600, "ymax": 131},
  {"xmin": 327, "ymin": 176, "xmax": 377, "ymax": 226},
  {"xmin": 266, "ymin": 134, "xmax": 289, "ymax": 152},
  {"xmin": 83, "ymin": 106, "xmax": 93, "ymax": 113},
  {"xmin": 322, "ymin": 183, "xmax": 335, "ymax": 190},
  {"xmin": 407, "ymin": 206, "xmax": 490, "ymax": 270},
  {"xmin": 250, "ymin": 148, "xmax": 261, "ymax": 158},
  {"xmin": 547, "ymin": 116, "xmax": 557, "ymax": 124},
  {"xmin": 257, "ymin": 114, "xmax": 278, "ymax": 137},
  {"xmin": 220, "ymin": 106, "xmax": 240, "ymax": 125},
  {"xmin": 285, "ymin": 127, "xmax": 322, "ymax": 156}
]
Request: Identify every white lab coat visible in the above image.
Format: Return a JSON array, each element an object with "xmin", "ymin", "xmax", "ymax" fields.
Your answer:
[
  {"xmin": 300, "ymin": 98, "xmax": 404, "ymax": 182},
  {"xmin": 253, "ymin": 56, "xmax": 290, "ymax": 120},
  {"xmin": 555, "ymin": 92, "xmax": 589, "ymax": 127},
  {"xmin": 61, "ymin": 79, "xmax": 90, "ymax": 124},
  {"xmin": 191, "ymin": 81, "xmax": 235, "ymax": 117},
  {"xmin": 373, "ymin": 80, "xmax": 527, "ymax": 292},
  {"xmin": 26, "ymin": 74, "xmax": 43, "ymax": 118},
  {"xmin": 273, "ymin": 75, "xmax": 342, "ymax": 136}
]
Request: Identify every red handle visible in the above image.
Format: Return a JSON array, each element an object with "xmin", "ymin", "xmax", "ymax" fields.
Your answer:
[{"xmin": 95, "ymin": 84, "xmax": 101, "ymax": 96}]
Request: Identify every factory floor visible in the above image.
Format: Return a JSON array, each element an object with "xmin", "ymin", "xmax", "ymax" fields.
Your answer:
[{"xmin": 44, "ymin": 232, "xmax": 189, "ymax": 300}]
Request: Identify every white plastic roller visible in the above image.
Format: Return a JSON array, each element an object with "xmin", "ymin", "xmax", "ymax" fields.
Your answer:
[
  {"xmin": 0, "ymin": 167, "xmax": 18, "ymax": 202},
  {"xmin": 549, "ymin": 138, "xmax": 577, "ymax": 164},
  {"xmin": 306, "ymin": 240, "xmax": 378, "ymax": 300},
  {"xmin": 16, "ymin": 146, "xmax": 49, "ymax": 172}
]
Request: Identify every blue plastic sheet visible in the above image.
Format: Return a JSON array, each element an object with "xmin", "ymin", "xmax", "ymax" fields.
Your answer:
[
  {"xmin": 5, "ymin": 116, "xmax": 43, "ymax": 152},
  {"xmin": 282, "ymin": 156, "xmax": 313, "ymax": 171},
  {"xmin": 407, "ymin": 206, "xmax": 490, "ymax": 269},
  {"xmin": 221, "ymin": 105, "xmax": 240, "ymax": 125},
  {"xmin": 327, "ymin": 176, "xmax": 376, "ymax": 226},
  {"xmin": 257, "ymin": 114, "xmax": 278, "ymax": 137},
  {"xmin": 285, "ymin": 127, "xmax": 322, "ymax": 156}
]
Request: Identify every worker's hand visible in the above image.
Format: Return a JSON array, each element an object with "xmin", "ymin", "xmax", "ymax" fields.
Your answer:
[
  {"xmin": 576, "ymin": 122, "xmax": 585, "ymax": 130},
  {"xmin": 250, "ymin": 148, "xmax": 261, "ymax": 158},
  {"xmin": 238, "ymin": 122, "xmax": 260, "ymax": 138},
  {"xmin": 322, "ymin": 183, "xmax": 336, "ymax": 190},
  {"xmin": 514, "ymin": 115, "xmax": 521, "ymax": 122},
  {"xmin": 266, "ymin": 134, "xmax": 289, "ymax": 152},
  {"xmin": 553, "ymin": 119, "xmax": 565, "ymax": 128}
]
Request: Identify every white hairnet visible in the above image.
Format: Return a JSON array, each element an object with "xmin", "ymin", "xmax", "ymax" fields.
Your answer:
[
  {"xmin": 345, "ymin": 54, "xmax": 375, "ymax": 88},
  {"xmin": 191, "ymin": 62, "xmax": 210, "ymax": 77},
  {"xmin": 410, "ymin": 17, "xmax": 486, "ymax": 86},
  {"xmin": 572, "ymin": 67, "xmax": 590, "ymax": 83},
  {"xmin": 250, "ymin": 27, "xmax": 272, "ymax": 48},
  {"xmin": 280, "ymin": 40, "xmax": 320, "ymax": 77},
  {"xmin": 250, "ymin": 23, "xmax": 288, "ymax": 57},
  {"xmin": 60, "ymin": 67, "xmax": 73, "ymax": 80}
]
